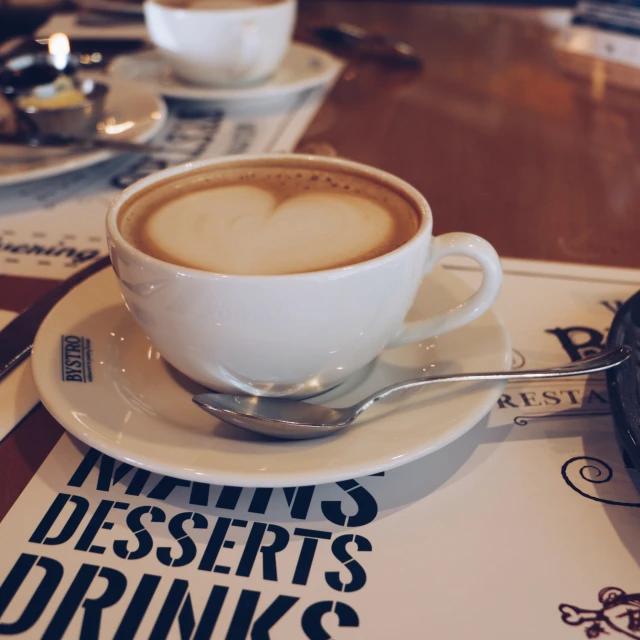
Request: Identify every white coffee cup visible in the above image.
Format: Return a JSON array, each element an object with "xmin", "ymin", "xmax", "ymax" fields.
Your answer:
[
  {"xmin": 106, "ymin": 154, "xmax": 503, "ymax": 398},
  {"xmin": 143, "ymin": 0, "xmax": 296, "ymax": 87}
]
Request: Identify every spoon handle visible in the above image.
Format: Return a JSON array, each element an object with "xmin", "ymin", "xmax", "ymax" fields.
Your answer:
[{"xmin": 350, "ymin": 346, "xmax": 631, "ymax": 417}]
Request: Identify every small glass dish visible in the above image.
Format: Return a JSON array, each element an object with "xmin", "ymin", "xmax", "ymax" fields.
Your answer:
[
  {"xmin": 0, "ymin": 52, "xmax": 82, "ymax": 96},
  {"xmin": 0, "ymin": 53, "xmax": 108, "ymax": 138},
  {"xmin": 15, "ymin": 77, "xmax": 108, "ymax": 138}
]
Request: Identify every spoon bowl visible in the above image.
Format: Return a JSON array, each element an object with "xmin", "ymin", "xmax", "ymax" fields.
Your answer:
[{"xmin": 194, "ymin": 346, "xmax": 632, "ymax": 440}]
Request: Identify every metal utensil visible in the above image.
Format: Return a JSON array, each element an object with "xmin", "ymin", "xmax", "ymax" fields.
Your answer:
[
  {"xmin": 0, "ymin": 256, "xmax": 111, "ymax": 383},
  {"xmin": 312, "ymin": 23, "xmax": 422, "ymax": 68},
  {"xmin": 0, "ymin": 132, "xmax": 160, "ymax": 154},
  {"xmin": 194, "ymin": 347, "xmax": 632, "ymax": 440}
]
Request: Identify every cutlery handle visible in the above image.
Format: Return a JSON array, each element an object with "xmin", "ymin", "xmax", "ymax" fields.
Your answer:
[
  {"xmin": 84, "ymin": 138, "xmax": 158, "ymax": 153},
  {"xmin": 352, "ymin": 346, "xmax": 632, "ymax": 415},
  {"xmin": 0, "ymin": 134, "xmax": 159, "ymax": 154}
]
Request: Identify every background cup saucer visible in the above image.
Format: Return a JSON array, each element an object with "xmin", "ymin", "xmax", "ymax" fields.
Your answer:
[{"xmin": 107, "ymin": 42, "xmax": 343, "ymax": 102}]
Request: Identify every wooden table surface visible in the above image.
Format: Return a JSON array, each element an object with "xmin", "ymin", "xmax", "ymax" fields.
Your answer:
[{"xmin": 2, "ymin": 1, "xmax": 639, "ymax": 518}]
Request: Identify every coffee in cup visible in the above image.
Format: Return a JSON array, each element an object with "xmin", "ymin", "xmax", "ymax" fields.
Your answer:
[
  {"xmin": 143, "ymin": 0, "xmax": 296, "ymax": 87},
  {"xmin": 118, "ymin": 161, "xmax": 420, "ymax": 275},
  {"xmin": 107, "ymin": 154, "xmax": 503, "ymax": 397}
]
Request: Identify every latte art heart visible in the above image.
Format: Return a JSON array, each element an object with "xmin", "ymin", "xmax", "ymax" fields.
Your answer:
[
  {"xmin": 119, "ymin": 162, "xmax": 420, "ymax": 275},
  {"xmin": 144, "ymin": 186, "xmax": 395, "ymax": 275}
]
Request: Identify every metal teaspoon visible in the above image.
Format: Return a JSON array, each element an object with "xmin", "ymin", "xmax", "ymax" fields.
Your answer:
[{"xmin": 193, "ymin": 346, "xmax": 632, "ymax": 440}]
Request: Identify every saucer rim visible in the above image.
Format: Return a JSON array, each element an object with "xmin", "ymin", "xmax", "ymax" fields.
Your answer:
[
  {"xmin": 32, "ymin": 267, "xmax": 511, "ymax": 487},
  {"xmin": 107, "ymin": 42, "xmax": 342, "ymax": 102}
]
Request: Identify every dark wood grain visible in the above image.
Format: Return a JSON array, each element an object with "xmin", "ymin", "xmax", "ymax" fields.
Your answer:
[
  {"xmin": 2, "ymin": 2, "xmax": 640, "ymax": 519},
  {"xmin": 296, "ymin": 2, "xmax": 640, "ymax": 267},
  {"xmin": 0, "ymin": 276, "xmax": 63, "ymax": 521},
  {"xmin": 0, "ymin": 275, "xmax": 60, "ymax": 313},
  {"xmin": 0, "ymin": 408, "xmax": 62, "ymax": 521}
]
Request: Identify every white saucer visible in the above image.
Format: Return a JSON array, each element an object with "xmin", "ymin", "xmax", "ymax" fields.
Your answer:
[
  {"xmin": 108, "ymin": 42, "xmax": 342, "ymax": 102},
  {"xmin": 32, "ymin": 266, "xmax": 510, "ymax": 487},
  {"xmin": 0, "ymin": 76, "xmax": 167, "ymax": 187}
]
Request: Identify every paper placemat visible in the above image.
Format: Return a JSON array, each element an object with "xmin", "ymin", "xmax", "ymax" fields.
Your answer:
[
  {"xmin": 1, "ymin": 257, "xmax": 640, "ymax": 639},
  {"xmin": 0, "ymin": 76, "xmax": 340, "ymax": 280}
]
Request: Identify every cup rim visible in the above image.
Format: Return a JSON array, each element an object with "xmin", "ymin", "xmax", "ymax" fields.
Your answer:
[
  {"xmin": 144, "ymin": 0, "xmax": 294, "ymax": 14},
  {"xmin": 106, "ymin": 153, "xmax": 433, "ymax": 280}
]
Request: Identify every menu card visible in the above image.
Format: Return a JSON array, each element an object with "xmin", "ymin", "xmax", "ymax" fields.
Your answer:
[
  {"xmin": 571, "ymin": 0, "xmax": 640, "ymax": 37},
  {"xmin": 554, "ymin": 0, "xmax": 640, "ymax": 89},
  {"xmin": 0, "ymin": 81, "xmax": 338, "ymax": 281},
  {"xmin": 1, "ymin": 257, "xmax": 640, "ymax": 639}
]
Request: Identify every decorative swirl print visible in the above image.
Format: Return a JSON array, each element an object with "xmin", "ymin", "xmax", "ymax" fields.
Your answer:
[{"xmin": 561, "ymin": 456, "xmax": 640, "ymax": 507}]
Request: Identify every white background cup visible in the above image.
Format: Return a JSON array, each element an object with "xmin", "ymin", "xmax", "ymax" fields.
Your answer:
[
  {"xmin": 107, "ymin": 154, "xmax": 503, "ymax": 397},
  {"xmin": 143, "ymin": 0, "xmax": 296, "ymax": 86}
]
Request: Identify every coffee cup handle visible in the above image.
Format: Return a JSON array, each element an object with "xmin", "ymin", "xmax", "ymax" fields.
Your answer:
[
  {"xmin": 386, "ymin": 232, "xmax": 503, "ymax": 348},
  {"xmin": 231, "ymin": 20, "xmax": 261, "ymax": 79}
]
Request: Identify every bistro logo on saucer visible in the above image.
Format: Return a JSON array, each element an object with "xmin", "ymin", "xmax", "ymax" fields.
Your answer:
[
  {"xmin": 560, "ymin": 587, "xmax": 640, "ymax": 638},
  {"xmin": 61, "ymin": 335, "xmax": 93, "ymax": 383}
]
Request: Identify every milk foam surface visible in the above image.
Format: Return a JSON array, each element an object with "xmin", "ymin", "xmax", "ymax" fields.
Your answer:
[{"xmin": 120, "ymin": 163, "xmax": 419, "ymax": 275}]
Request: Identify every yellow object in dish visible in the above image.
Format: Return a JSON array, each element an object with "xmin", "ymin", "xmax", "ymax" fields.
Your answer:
[{"xmin": 16, "ymin": 75, "xmax": 87, "ymax": 111}]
